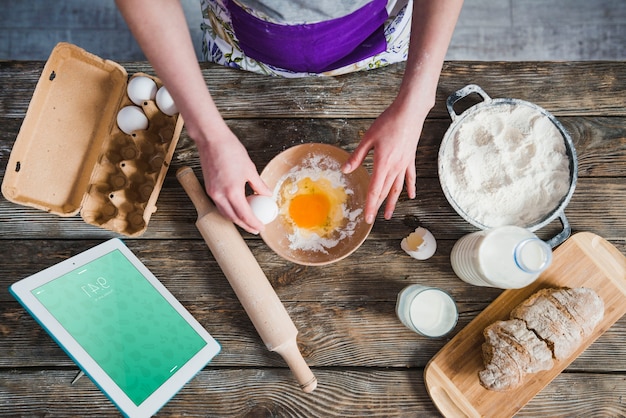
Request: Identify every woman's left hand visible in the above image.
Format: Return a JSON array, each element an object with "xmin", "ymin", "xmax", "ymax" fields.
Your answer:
[
  {"xmin": 341, "ymin": 0, "xmax": 464, "ymax": 224},
  {"xmin": 342, "ymin": 100, "xmax": 424, "ymax": 224}
]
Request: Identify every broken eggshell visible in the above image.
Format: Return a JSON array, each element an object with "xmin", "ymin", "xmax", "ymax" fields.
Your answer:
[{"xmin": 401, "ymin": 227, "xmax": 437, "ymax": 260}]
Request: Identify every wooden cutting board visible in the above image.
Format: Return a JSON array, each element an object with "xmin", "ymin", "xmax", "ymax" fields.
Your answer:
[{"xmin": 424, "ymin": 232, "xmax": 626, "ymax": 417}]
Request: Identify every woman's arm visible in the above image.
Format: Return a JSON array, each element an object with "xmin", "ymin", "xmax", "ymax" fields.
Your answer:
[
  {"xmin": 115, "ymin": 0, "xmax": 270, "ymax": 234},
  {"xmin": 344, "ymin": 0, "xmax": 464, "ymax": 223}
]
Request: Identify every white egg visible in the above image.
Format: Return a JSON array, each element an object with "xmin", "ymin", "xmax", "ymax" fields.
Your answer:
[
  {"xmin": 116, "ymin": 106, "xmax": 149, "ymax": 135},
  {"xmin": 156, "ymin": 86, "xmax": 178, "ymax": 116},
  {"xmin": 401, "ymin": 227, "xmax": 437, "ymax": 260},
  {"xmin": 127, "ymin": 76, "xmax": 157, "ymax": 106},
  {"xmin": 247, "ymin": 194, "xmax": 278, "ymax": 225}
]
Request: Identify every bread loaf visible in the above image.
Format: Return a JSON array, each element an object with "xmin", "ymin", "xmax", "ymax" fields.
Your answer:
[
  {"xmin": 511, "ymin": 287, "xmax": 604, "ymax": 360},
  {"xmin": 479, "ymin": 319, "xmax": 553, "ymax": 391},
  {"xmin": 479, "ymin": 287, "xmax": 604, "ymax": 391}
]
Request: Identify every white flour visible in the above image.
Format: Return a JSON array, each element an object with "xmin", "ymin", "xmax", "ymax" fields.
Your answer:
[
  {"xmin": 440, "ymin": 103, "xmax": 571, "ymax": 227},
  {"xmin": 274, "ymin": 153, "xmax": 362, "ymax": 253}
]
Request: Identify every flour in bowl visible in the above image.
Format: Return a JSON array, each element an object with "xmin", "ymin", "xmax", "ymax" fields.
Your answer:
[
  {"xmin": 440, "ymin": 103, "xmax": 571, "ymax": 227},
  {"xmin": 274, "ymin": 153, "xmax": 363, "ymax": 253}
]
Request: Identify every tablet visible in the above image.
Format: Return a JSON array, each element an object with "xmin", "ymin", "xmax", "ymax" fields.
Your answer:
[{"xmin": 10, "ymin": 238, "xmax": 221, "ymax": 418}]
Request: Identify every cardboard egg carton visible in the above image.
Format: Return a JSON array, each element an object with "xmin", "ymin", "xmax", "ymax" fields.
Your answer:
[{"xmin": 1, "ymin": 42, "xmax": 183, "ymax": 236}]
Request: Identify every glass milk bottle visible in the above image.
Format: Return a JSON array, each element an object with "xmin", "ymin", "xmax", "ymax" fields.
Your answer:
[{"xmin": 450, "ymin": 226, "xmax": 553, "ymax": 289}]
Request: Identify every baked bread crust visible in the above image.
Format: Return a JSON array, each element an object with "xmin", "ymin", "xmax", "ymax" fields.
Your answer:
[
  {"xmin": 511, "ymin": 287, "xmax": 604, "ymax": 360},
  {"xmin": 479, "ymin": 287, "xmax": 604, "ymax": 391},
  {"xmin": 479, "ymin": 319, "xmax": 553, "ymax": 391}
]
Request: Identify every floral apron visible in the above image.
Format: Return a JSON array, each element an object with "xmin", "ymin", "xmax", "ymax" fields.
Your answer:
[{"xmin": 200, "ymin": 0, "xmax": 412, "ymax": 77}]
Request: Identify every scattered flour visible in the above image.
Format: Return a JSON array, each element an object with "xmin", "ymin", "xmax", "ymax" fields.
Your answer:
[
  {"xmin": 274, "ymin": 153, "xmax": 362, "ymax": 254},
  {"xmin": 440, "ymin": 103, "xmax": 571, "ymax": 228}
]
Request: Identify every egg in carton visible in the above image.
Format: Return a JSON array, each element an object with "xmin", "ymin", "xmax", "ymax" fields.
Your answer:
[{"xmin": 1, "ymin": 42, "xmax": 184, "ymax": 236}]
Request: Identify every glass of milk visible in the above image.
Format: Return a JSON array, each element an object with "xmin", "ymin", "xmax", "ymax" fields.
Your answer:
[{"xmin": 396, "ymin": 284, "xmax": 458, "ymax": 337}]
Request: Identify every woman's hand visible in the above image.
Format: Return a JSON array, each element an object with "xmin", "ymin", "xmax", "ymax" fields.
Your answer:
[
  {"xmin": 195, "ymin": 128, "xmax": 272, "ymax": 235},
  {"xmin": 344, "ymin": 0, "xmax": 464, "ymax": 224},
  {"xmin": 343, "ymin": 100, "xmax": 424, "ymax": 224},
  {"xmin": 115, "ymin": 0, "xmax": 273, "ymax": 235}
]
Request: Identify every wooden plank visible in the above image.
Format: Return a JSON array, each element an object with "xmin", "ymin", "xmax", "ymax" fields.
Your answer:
[
  {"xmin": 520, "ymin": 373, "xmax": 626, "ymax": 417},
  {"xmin": 2, "ymin": 116, "xmax": 624, "ymax": 179},
  {"xmin": 130, "ymin": 61, "xmax": 626, "ymax": 118},
  {"xmin": 3, "ymin": 298, "xmax": 626, "ymax": 370},
  {"xmin": 0, "ymin": 368, "xmax": 441, "ymax": 417},
  {"xmin": 1, "ymin": 177, "xmax": 624, "ymax": 240},
  {"xmin": 1, "ymin": 369, "xmax": 625, "ymax": 417},
  {"xmin": 1, "ymin": 240, "xmax": 625, "ymax": 304},
  {"xmin": 0, "ymin": 298, "xmax": 472, "ymax": 369},
  {"xmin": 2, "ymin": 62, "xmax": 626, "ymax": 119},
  {"xmin": 2, "ymin": 113, "xmax": 624, "ymax": 240},
  {"xmin": 2, "ymin": 239, "xmax": 626, "ymax": 371},
  {"xmin": 0, "ymin": 239, "xmax": 505, "ymax": 304}
]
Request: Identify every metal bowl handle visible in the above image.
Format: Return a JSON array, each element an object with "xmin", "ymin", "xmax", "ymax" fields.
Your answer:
[
  {"xmin": 446, "ymin": 84, "xmax": 492, "ymax": 121},
  {"xmin": 545, "ymin": 212, "xmax": 572, "ymax": 248}
]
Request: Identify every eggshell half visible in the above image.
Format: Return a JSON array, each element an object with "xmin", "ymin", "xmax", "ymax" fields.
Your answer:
[{"xmin": 401, "ymin": 227, "xmax": 437, "ymax": 260}]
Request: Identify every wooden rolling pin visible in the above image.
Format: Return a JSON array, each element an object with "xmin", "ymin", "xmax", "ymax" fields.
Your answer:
[{"xmin": 176, "ymin": 166, "xmax": 317, "ymax": 393}]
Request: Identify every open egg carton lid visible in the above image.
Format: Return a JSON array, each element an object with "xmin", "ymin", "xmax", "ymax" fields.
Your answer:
[{"xmin": 1, "ymin": 42, "xmax": 184, "ymax": 236}]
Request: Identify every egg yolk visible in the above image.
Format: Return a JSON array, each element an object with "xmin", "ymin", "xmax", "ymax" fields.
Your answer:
[
  {"xmin": 289, "ymin": 192, "xmax": 331, "ymax": 229},
  {"xmin": 278, "ymin": 175, "xmax": 348, "ymax": 237}
]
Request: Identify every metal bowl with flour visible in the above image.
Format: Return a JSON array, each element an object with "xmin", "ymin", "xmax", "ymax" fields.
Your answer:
[{"xmin": 438, "ymin": 84, "xmax": 577, "ymax": 248}]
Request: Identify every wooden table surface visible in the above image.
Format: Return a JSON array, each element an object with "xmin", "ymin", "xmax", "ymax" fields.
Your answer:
[{"xmin": 1, "ymin": 59, "xmax": 625, "ymax": 417}]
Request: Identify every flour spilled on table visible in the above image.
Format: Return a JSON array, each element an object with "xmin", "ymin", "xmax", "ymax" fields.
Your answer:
[{"xmin": 441, "ymin": 103, "xmax": 571, "ymax": 227}]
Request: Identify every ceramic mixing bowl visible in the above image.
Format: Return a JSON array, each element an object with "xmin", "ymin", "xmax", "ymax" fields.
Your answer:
[{"xmin": 260, "ymin": 143, "xmax": 372, "ymax": 266}]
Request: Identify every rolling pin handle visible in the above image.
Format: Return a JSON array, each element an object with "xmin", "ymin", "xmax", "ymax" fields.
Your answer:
[{"xmin": 274, "ymin": 340, "xmax": 318, "ymax": 393}]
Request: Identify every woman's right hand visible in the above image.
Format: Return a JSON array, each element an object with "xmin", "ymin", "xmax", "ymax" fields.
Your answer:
[
  {"xmin": 195, "ymin": 128, "xmax": 272, "ymax": 235},
  {"xmin": 115, "ymin": 0, "xmax": 271, "ymax": 234}
]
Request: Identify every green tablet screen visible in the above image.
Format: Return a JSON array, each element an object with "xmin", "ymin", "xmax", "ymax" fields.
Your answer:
[{"xmin": 32, "ymin": 249, "xmax": 207, "ymax": 405}]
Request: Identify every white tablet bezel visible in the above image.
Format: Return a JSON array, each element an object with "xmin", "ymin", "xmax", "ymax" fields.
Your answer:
[{"xmin": 10, "ymin": 238, "xmax": 220, "ymax": 418}]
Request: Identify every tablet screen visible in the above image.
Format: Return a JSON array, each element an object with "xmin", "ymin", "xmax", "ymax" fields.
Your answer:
[{"xmin": 31, "ymin": 248, "xmax": 207, "ymax": 406}]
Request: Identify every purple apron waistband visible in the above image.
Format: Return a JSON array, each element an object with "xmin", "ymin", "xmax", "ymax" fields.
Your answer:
[{"xmin": 226, "ymin": 0, "xmax": 389, "ymax": 73}]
